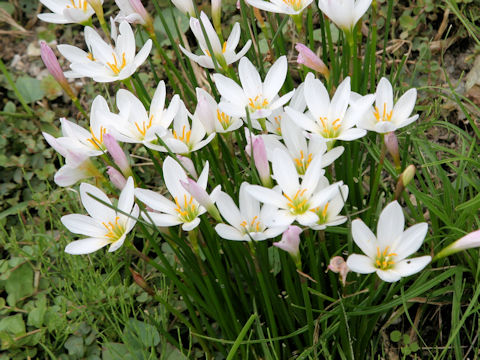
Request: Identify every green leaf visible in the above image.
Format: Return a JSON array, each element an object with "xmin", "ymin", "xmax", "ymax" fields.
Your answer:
[
  {"xmin": 403, "ymin": 333, "xmax": 411, "ymax": 345},
  {"xmin": 410, "ymin": 341, "xmax": 420, "ymax": 352},
  {"xmin": 0, "ymin": 314, "xmax": 26, "ymax": 336},
  {"xmin": 64, "ymin": 335, "xmax": 85, "ymax": 357},
  {"xmin": 123, "ymin": 318, "xmax": 160, "ymax": 348},
  {"xmin": 27, "ymin": 296, "xmax": 47, "ymax": 328},
  {"xmin": 153, "ymin": 8, "xmax": 189, "ymax": 46},
  {"xmin": 5, "ymin": 263, "xmax": 34, "ymax": 306},
  {"xmin": 390, "ymin": 330, "xmax": 401, "ymax": 342},
  {"xmin": 15, "ymin": 76, "xmax": 44, "ymax": 104},
  {"xmin": 102, "ymin": 343, "xmax": 133, "ymax": 360}
]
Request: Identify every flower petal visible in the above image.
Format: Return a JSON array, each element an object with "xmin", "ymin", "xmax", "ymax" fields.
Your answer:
[
  {"xmin": 215, "ymin": 223, "xmax": 245, "ymax": 241},
  {"xmin": 65, "ymin": 237, "xmax": 111, "ymax": 254},
  {"xmin": 346, "ymin": 254, "xmax": 376, "ymax": 274},
  {"xmin": 376, "ymin": 201, "xmax": 404, "ymax": 249},
  {"xmin": 393, "ymin": 223, "xmax": 428, "ymax": 261},
  {"xmin": 393, "ymin": 256, "xmax": 431, "ymax": 277},
  {"xmin": 351, "ymin": 219, "xmax": 377, "ymax": 258}
]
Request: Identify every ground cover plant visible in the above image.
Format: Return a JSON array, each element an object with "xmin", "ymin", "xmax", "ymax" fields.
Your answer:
[{"xmin": 1, "ymin": 0, "xmax": 480, "ymax": 358}]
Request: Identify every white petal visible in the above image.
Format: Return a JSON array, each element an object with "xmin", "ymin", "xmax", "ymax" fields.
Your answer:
[
  {"xmin": 182, "ymin": 218, "xmax": 201, "ymax": 231},
  {"xmin": 213, "ymin": 74, "xmax": 247, "ymax": 105},
  {"xmin": 61, "ymin": 214, "xmax": 105, "ymax": 237},
  {"xmin": 65, "ymin": 237, "xmax": 111, "ymax": 254},
  {"xmin": 328, "ymin": 77, "xmax": 350, "ymax": 121},
  {"xmin": 305, "ymin": 73, "xmax": 330, "ymax": 118},
  {"xmin": 216, "ymin": 191, "xmax": 242, "ymax": 228},
  {"xmin": 263, "ymin": 56, "xmax": 287, "ymax": 101},
  {"xmin": 239, "ymin": 182, "xmax": 260, "ymax": 222},
  {"xmin": 392, "ymin": 88, "xmax": 417, "ymax": 124},
  {"xmin": 351, "ymin": 219, "xmax": 377, "ymax": 258},
  {"xmin": 143, "ymin": 212, "xmax": 182, "ymax": 227},
  {"xmin": 376, "ymin": 201, "xmax": 404, "ymax": 249},
  {"xmin": 215, "ymin": 224, "xmax": 245, "ymax": 241},
  {"xmin": 376, "ymin": 269, "xmax": 402, "ymax": 282},
  {"xmin": 272, "ymin": 149, "xmax": 299, "ymax": 195},
  {"xmin": 393, "ymin": 256, "xmax": 431, "ymax": 277},
  {"xmin": 346, "ymin": 254, "xmax": 376, "ymax": 274},
  {"xmin": 375, "ymin": 77, "xmax": 393, "ymax": 112},
  {"xmin": 239, "ymin": 56, "xmax": 262, "ymax": 98},
  {"xmin": 118, "ymin": 177, "xmax": 134, "ymax": 214},
  {"xmin": 80, "ymin": 183, "xmax": 115, "ymax": 222},
  {"xmin": 393, "ymin": 223, "xmax": 428, "ymax": 261},
  {"xmin": 247, "ymin": 185, "xmax": 287, "ymax": 209}
]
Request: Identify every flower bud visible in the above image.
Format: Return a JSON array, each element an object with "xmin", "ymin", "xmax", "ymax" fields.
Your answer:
[
  {"xmin": 252, "ymin": 137, "xmax": 272, "ymax": 188},
  {"xmin": 177, "ymin": 155, "xmax": 198, "ymax": 179},
  {"xmin": 212, "ymin": 0, "xmax": 221, "ymax": 34},
  {"xmin": 434, "ymin": 230, "xmax": 480, "ymax": 260},
  {"xmin": 274, "ymin": 225, "xmax": 302, "ymax": 268},
  {"xmin": 171, "ymin": 0, "xmax": 195, "ymax": 17},
  {"xmin": 181, "ymin": 178, "xmax": 222, "ymax": 222},
  {"xmin": 195, "ymin": 88, "xmax": 216, "ymax": 135},
  {"xmin": 295, "ymin": 43, "xmax": 329, "ymax": 79},
  {"xmin": 107, "ymin": 166, "xmax": 127, "ymax": 189},
  {"xmin": 394, "ymin": 165, "xmax": 415, "ymax": 200},
  {"xmin": 129, "ymin": 267, "xmax": 154, "ymax": 295},
  {"xmin": 103, "ymin": 134, "xmax": 131, "ymax": 176},
  {"xmin": 385, "ymin": 132, "xmax": 400, "ymax": 172},
  {"xmin": 40, "ymin": 41, "xmax": 76, "ymax": 99}
]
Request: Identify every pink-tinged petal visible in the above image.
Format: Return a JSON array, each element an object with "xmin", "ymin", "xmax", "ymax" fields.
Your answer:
[
  {"xmin": 376, "ymin": 269, "xmax": 402, "ymax": 283},
  {"xmin": 239, "ymin": 56, "xmax": 262, "ymax": 98},
  {"xmin": 215, "ymin": 223, "xmax": 245, "ymax": 241},
  {"xmin": 376, "ymin": 201, "xmax": 404, "ymax": 249},
  {"xmin": 80, "ymin": 183, "xmax": 115, "ymax": 222},
  {"xmin": 304, "ymin": 73, "xmax": 330, "ymax": 118},
  {"xmin": 351, "ymin": 219, "xmax": 377, "ymax": 258},
  {"xmin": 393, "ymin": 223, "xmax": 428, "ymax": 261},
  {"xmin": 65, "ymin": 237, "xmax": 111, "ymax": 254},
  {"xmin": 273, "ymin": 225, "xmax": 302, "ymax": 256},
  {"xmin": 61, "ymin": 214, "xmax": 105, "ymax": 237},
  {"xmin": 346, "ymin": 254, "xmax": 376, "ymax": 274},
  {"xmin": 393, "ymin": 256, "xmax": 431, "ymax": 277},
  {"xmin": 263, "ymin": 56, "xmax": 287, "ymax": 101}
]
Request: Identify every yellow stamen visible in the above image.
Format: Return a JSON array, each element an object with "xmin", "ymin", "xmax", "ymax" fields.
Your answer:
[
  {"xmin": 107, "ymin": 52, "xmax": 127, "ymax": 75},
  {"xmin": 86, "ymin": 126, "xmax": 106, "ymax": 150},
  {"xmin": 374, "ymin": 246, "xmax": 397, "ymax": 270},
  {"xmin": 373, "ymin": 102, "xmax": 393, "ymax": 122}
]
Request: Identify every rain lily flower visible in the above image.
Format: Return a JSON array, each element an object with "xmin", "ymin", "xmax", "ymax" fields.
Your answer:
[
  {"xmin": 215, "ymin": 183, "xmax": 287, "ymax": 241},
  {"xmin": 285, "ymin": 73, "xmax": 374, "ymax": 144},
  {"xmin": 43, "ymin": 132, "xmax": 101, "ymax": 186},
  {"xmin": 38, "ymin": 0, "xmax": 102, "ymax": 24},
  {"xmin": 114, "ymin": 0, "xmax": 151, "ymax": 25},
  {"xmin": 317, "ymin": 0, "xmax": 372, "ymax": 32},
  {"xmin": 274, "ymin": 226, "xmax": 303, "ymax": 267},
  {"xmin": 358, "ymin": 77, "xmax": 419, "ymax": 134},
  {"xmin": 295, "ymin": 43, "xmax": 329, "ymax": 78},
  {"xmin": 171, "ymin": 0, "xmax": 195, "ymax": 16},
  {"xmin": 435, "ymin": 230, "xmax": 480, "ymax": 260},
  {"xmin": 55, "ymin": 96, "xmax": 113, "ymax": 156},
  {"xmin": 346, "ymin": 201, "xmax": 431, "ymax": 282},
  {"xmin": 135, "ymin": 157, "xmax": 220, "ymax": 231},
  {"xmin": 247, "ymin": 148, "xmax": 343, "ymax": 227},
  {"xmin": 57, "ymin": 21, "xmax": 152, "ymax": 82},
  {"xmin": 214, "ymin": 56, "xmax": 294, "ymax": 119},
  {"xmin": 194, "ymin": 88, "xmax": 243, "ymax": 134},
  {"xmin": 180, "ymin": 12, "xmax": 251, "ymax": 69},
  {"xmin": 107, "ymin": 82, "xmax": 180, "ymax": 148},
  {"xmin": 246, "ymin": 0, "xmax": 313, "ymax": 15},
  {"xmin": 309, "ymin": 184, "xmax": 348, "ymax": 230},
  {"xmin": 62, "ymin": 177, "xmax": 139, "ymax": 254},
  {"xmin": 162, "ymin": 101, "xmax": 216, "ymax": 154}
]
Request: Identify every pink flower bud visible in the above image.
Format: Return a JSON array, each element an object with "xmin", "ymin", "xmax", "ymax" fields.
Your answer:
[
  {"xmin": 128, "ymin": 0, "xmax": 149, "ymax": 20},
  {"xmin": 181, "ymin": 178, "xmax": 222, "ymax": 221},
  {"xmin": 252, "ymin": 137, "xmax": 272, "ymax": 187},
  {"xmin": 103, "ymin": 134, "xmax": 131, "ymax": 176},
  {"xmin": 295, "ymin": 43, "xmax": 329, "ymax": 78},
  {"xmin": 177, "ymin": 155, "xmax": 198, "ymax": 179},
  {"xmin": 274, "ymin": 226, "xmax": 302, "ymax": 266},
  {"xmin": 385, "ymin": 132, "xmax": 400, "ymax": 170},
  {"xmin": 327, "ymin": 256, "xmax": 349, "ymax": 286},
  {"xmin": 40, "ymin": 41, "xmax": 75, "ymax": 98},
  {"xmin": 107, "ymin": 166, "xmax": 127, "ymax": 189}
]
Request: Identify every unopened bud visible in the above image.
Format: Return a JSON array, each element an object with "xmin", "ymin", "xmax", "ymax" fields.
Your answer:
[
  {"xmin": 252, "ymin": 137, "xmax": 272, "ymax": 188},
  {"xmin": 129, "ymin": 267, "xmax": 154, "ymax": 295},
  {"xmin": 103, "ymin": 133, "xmax": 131, "ymax": 176},
  {"xmin": 274, "ymin": 226, "xmax": 302, "ymax": 268},
  {"xmin": 181, "ymin": 178, "xmax": 222, "ymax": 222},
  {"xmin": 295, "ymin": 43, "xmax": 330, "ymax": 79},
  {"xmin": 107, "ymin": 166, "xmax": 127, "ymax": 189},
  {"xmin": 385, "ymin": 132, "xmax": 400, "ymax": 172},
  {"xmin": 435, "ymin": 230, "xmax": 480, "ymax": 260},
  {"xmin": 394, "ymin": 165, "xmax": 415, "ymax": 200},
  {"xmin": 40, "ymin": 41, "xmax": 76, "ymax": 99},
  {"xmin": 177, "ymin": 155, "xmax": 198, "ymax": 179},
  {"xmin": 212, "ymin": 0, "xmax": 221, "ymax": 34}
]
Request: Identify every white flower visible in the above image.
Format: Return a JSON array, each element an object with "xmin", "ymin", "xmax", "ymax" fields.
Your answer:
[
  {"xmin": 247, "ymin": 148, "xmax": 342, "ymax": 227},
  {"xmin": 358, "ymin": 77, "xmax": 419, "ymax": 134},
  {"xmin": 135, "ymin": 157, "xmax": 220, "ymax": 231},
  {"xmin": 246, "ymin": 0, "xmax": 313, "ymax": 15},
  {"xmin": 107, "ymin": 82, "xmax": 180, "ymax": 147},
  {"xmin": 171, "ymin": 0, "xmax": 195, "ymax": 16},
  {"xmin": 346, "ymin": 201, "xmax": 431, "ymax": 282},
  {"xmin": 161, "ymin": 101, "xmax": 216, "ymax": 154},
  {"xmin": 317, "ymin": 0, "xmax": 372, "ymax": 32},
  {"xmin": 38, "ymin": 0, "xmax": 102, "ymax": 24},
  {"xmin": 62, "ymin": 177, "xmax": 139, "ymax": 254},
  {"xmin": 215, "ymin": 183, "xmax": 287, "ymax": 241},
  {"xmin": 57, "ymin": 21, "xmax": 152, "ymax": 82},
  {"xmin": 114, "ymin": 0, "xmax": 150, "ymax": 25},
  {"xmin": 309, "ymin": 184, "xmax": 348, "ymax": 230},
  {"xmin": 214, "ymin": 56, "xmax": 294, "ymax": 119},
  {"xmin": 194, "ymin": 88, "xmax": 243, "ymax": 134},
  {"xmin": 180, "ymin": 12, "xmax": 251, "ymax": 69},
  {"xmin": 285, "ymin": 73, "xmax": 374, "ymax": 143}
]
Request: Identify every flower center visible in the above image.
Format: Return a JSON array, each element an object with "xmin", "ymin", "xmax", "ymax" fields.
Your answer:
[
  {"xmin": 271, "ymin": 115, "xmax": 282, "ymax": 135},
  {"xmin": 86, "ymin": 126, "xmax": 106, "ymax": 150},
  {"xmin": 86, "ymin": 52, "xmax": 95, "ymax": 61},
  {"xmin": 106, "ymin": 52, "xmax": 127, "ymax": 75},
  {"xmin": 216, "ymin": 109, "xmax": 232, "ymax": 130},
  {"xmin": 240, "ymin": 215, "xmax": 264, "ymax": 234},
  {"xmin": 373, "ymin": 103, "xmax": 393, "ymax": 122},
  {"xmin": 293, "ymin": 150, "xmax": 312, "ymax": 175},
  {"xmin": 102, "ymin": 216, "xmax": 125, "ymax": 242},
  {"xmin": 282, "ymin": 0, "xmax": 302, "ymax": 10},
  {"xmin": 174, "ymin": 194, "xmax": 198, "ymax": 222},
  {"xmin": 204, "ymin": 42, "xmax": 227, "ymax": 57},
  {"xmin": 318, "ymin": 117, "xmax": 341, "ymax": 138},
  {"xmin": 311, "ymin": 202, "xmax": 329, "ymax": 224},
  {"xmin": 173, "ymin": 126, "xmax": 192, "ymax": 145},
  {"xmin": 66, "ymin": 0, "xmax": 88, "ymax": 11},
  {"xmin": 248, "ymin": 95, "xmax": 269, "ymax": 111},
  {"xmin": 374, "ymin": 246, "xmax": 397, "ymax": 270},
  {"xmin": 284, "ymin": 189, "xmax": 309, "ymax": 215},
  {"xmin": 134, "ymin": 115, "xmax": 153, "ymax": 138}
]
